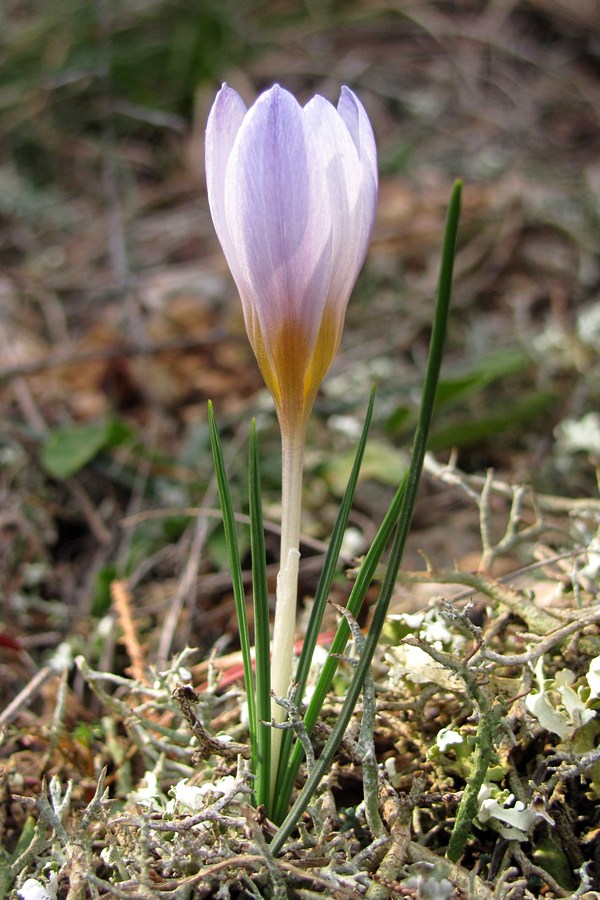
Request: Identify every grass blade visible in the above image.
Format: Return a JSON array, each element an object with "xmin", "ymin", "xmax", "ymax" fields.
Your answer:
[
  {"xmin": 292, "ymin": 386, "xmax": 375, "ymax": 705},
  {"xmin": 207, "ymin": 402, "xmax": 257, "ymax": 774},
  {"xmin": 270, "ymin": 179, "xmax": 462, "ymax": 852},
  {"xmin": 272, "ymin": 466, "xmax": 409, "ymax": 822},
  {"xmin": 272, "ymin": 387, "xmax": 380, "ymax": 821},
  {"xmin": 248, "ymin": 420, "xmax": 271, "ymax": 808}
]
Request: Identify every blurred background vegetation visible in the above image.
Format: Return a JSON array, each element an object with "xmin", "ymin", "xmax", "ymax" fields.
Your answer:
[{"xmin": 1, "ymin": 0, "xmax": 599, "ymax": 655}]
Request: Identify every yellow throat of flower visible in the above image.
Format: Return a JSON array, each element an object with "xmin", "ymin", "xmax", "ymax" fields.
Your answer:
[{"xmin": 249, "ymin": 304, "xmax": 340, "ymax": 432}]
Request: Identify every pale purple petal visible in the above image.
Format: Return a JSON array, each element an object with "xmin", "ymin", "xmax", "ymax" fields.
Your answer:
[
  {"xmin": 337, "ymin": 86, "xmax": 378, "ymax": 260},
  {"xmin": 337, "ymin": 87, "xmax": 377, "ymax": 183},
  {"xmin": 302, "ymin": 94, "xmax": 364, "ymax": 315},
  {"xmin": 205, "ymin": 84, "xmax": 247, "ymax": 280},
  {"xmin": 204, "ymin": 81, "xmax": 378, "ymax": 422},
  {"xmin": 223, "ymin": 85, "xmax": 332, "ymax": 342}
]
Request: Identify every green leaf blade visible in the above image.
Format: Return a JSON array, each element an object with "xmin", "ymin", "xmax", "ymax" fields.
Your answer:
[
  {"xmin": 207, "ymin": 402, "xmax": 257, "ymax": 778},
  {"xmin": 248, "ymin": 420, "xmax": 271, "ymax": 809},
  {"xmin": 270, "ymin": 179, "xmax": 462, "ymax": 854},
  {"xmin": 272, "ymin": 386, "xmax": 376, "ymax": 822}
]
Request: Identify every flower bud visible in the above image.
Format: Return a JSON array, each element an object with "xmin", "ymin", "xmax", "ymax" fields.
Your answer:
[{"xmin": 206, "ymin": 83, "xmax": 377, "ymax": 430}]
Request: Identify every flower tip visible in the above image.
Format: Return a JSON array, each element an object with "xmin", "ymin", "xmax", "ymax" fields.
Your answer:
[
  {"xmin": 339, "ymin": 85, "xmax": 363, "ymax": 111},
  {"xmin": 261, "ymin": 83, "xmax": 285, "ymax": 104},
  {"xmin": 216, "ymin": 82, "xmax": 235, "ymax": 99},
  {"xmin": 212, "ymin": 83, "xmax": 245, "ymax": 109},
  {"xmin": 205, "ymin": 80, "xmax": 378, "ymax": 427}
]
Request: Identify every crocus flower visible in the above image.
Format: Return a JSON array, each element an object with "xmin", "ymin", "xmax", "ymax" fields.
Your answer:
[
  {"xmin": 205, "ymin": 82, "xmax": 377, "ymax": 434},
  {"xmin": 205, "ymin": 83, "xmax": 377, "ymax": 804}
]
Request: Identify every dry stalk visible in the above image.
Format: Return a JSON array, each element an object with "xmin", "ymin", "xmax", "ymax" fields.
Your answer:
[{"xmin": 111, "ymin": 579, "xmax": 149, "ymax": 685}]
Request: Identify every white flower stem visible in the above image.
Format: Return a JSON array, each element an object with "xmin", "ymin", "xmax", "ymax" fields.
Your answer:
[{"xmin": 269, "ymin": 422, "xmax": 305, "ymax": 803}]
